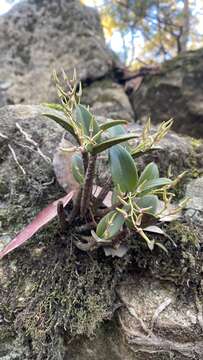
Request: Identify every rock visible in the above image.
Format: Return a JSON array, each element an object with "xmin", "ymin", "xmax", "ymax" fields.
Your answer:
[
  {"xmin": 116, "ymin": 276, "xmax": 203, "ymax": 360},
  {"xmin": 82, "ymin": 79, "xmax": 134, "ymax": 121},
  {"xmin": 0, "ymin": 104, "xmax": 202, "ymax": 359},
  {"xmin": 130, "ymin": 48, "xmax": 203, "ymax": 138},
  {"xmin": 0, "ymin": 0, "xmax": 114, "ymax": 105},
  {"xmin": 185, "ymin": 177, "xmax": 203, "ymax": 229}
]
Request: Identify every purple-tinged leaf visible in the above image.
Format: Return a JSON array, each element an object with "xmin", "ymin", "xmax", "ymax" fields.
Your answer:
[{"xmin": 0, "ymin": 191, "xmax": 74, "ymax": 260}]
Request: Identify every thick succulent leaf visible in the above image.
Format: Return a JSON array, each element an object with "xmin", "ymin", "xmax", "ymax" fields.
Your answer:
[
  {"xmin": 91, "ymin": 133, "xmax": 136, "ymax": 155},
  {"xmin": 108, "ymin": 124, "xmax": 126, "ymax": 137},
  {"xmin": 0, "ymin": 192, "xmax": 74, "ymax": 260},
  {"xmin": 99, "ymin": 120, "xmax": 127, "ymax": 132},
  {"xmin": 71, "ymin": 153, "xmax": 85, "ymax": 185},
  {"xmin": 138, "ymin": 162, "xmax": 159, "ymax": 186},
  {"xmin": 135, "ymin": 195, "xmax": 159, "ymax": 215},
  {"xmin": 43, "ymin": 111, "xmax": 78, "ymax": 141},
  {"xmin": 96, "ymin": 210, "xmax": 125, "ymax": 239},
  {"xmin": 140, "ymin": 178, "xmax": 172, "ymax": 195},
  {"xmin": 109, "ymin": 144, "xmax": 138, "ymax": 192},
  {"xmin": 108, "ymin": 124, "xmax": 131, "ymax": 151},
  {"xmin": 75, "ymin": 104, "xmax": 100, "ymax": 139}
]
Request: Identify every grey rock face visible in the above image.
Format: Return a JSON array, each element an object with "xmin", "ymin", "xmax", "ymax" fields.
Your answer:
[
  {"xmin": 130, "ymin": 48, "xmax": 203, "ymax": 138},
  {"xmin": 0, "ymin": 0, "xmax": 114, "ymax": 104},
  {"xmin": 185, "ymin": 177, "xmax": 203, "ymax": 229},
  {"xmin": 82, "ymin": 79, "xmax": 134, "ymax": 121},
  {"xmin": 0, "ymin": 0, "xmax": 135, "ymax": 121}
]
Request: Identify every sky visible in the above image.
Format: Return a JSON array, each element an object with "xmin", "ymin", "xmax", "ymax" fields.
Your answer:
[{"xmin": 0, "ymin": 0, "xmax": 21, "ymax": 14}]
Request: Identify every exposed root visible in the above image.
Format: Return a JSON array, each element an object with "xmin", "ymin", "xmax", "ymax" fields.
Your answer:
[
  {"xmin": 16, "ymin": 122, "xmax": 51, "ymax": 164},
  {"xmin": 8, "ymin": 144, "xmax": 26, "ymax": 175},
  {"xmin": 195, "ymin": 291, "xmax": 203, "ymax": 332},
  {"xmin": 151, "ymin": 297, "xmax": 172, "ymax": 331},
  {"xmin": 119, "ymin": 314, "xmax": 203, "ymax": 358}
]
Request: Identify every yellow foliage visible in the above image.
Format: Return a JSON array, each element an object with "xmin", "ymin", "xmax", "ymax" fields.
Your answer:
[{"xmin": 101, "ymin": 13, "xmax": 118, "ymax": 38}]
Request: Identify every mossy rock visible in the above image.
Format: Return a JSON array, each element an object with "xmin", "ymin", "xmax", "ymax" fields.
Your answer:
[{"xmin": 0, "ymin": 104, "xmax": 202, "ymax": 359}]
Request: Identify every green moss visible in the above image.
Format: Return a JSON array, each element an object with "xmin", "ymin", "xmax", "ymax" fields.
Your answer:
[{"xmin": 0, "ymin": 220, "xmax": 128, "ymax": 359}]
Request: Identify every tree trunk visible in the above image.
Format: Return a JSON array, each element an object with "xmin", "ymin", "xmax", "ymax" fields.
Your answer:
[{"xmin": 180, "ymin": 0, "xmax": 190, "ymax": 52}]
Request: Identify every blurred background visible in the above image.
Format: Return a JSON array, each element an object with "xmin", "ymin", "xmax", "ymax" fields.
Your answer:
[{"xmin": 1, "ymin": 0, "xmax": 203, "ymax": 67}]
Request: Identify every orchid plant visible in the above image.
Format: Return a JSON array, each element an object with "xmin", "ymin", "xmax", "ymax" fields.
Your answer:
[{"xmin": 0, "ymin": 71, "xmax": 187, "ymax": 259}]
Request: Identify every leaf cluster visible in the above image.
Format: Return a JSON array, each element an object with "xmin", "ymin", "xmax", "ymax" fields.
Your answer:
[{"xmin": 0, "ymin": 71, "xmax": 187, "ymax": 260}]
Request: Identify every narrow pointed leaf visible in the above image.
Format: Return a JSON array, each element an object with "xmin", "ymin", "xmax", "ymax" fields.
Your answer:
[
  {"xmin": 109, "ymin": 144, "xmax": 138, "ymax": 192},
  {"xmin": 91, "ymin": 134, "xmax": 136, "ymax": 155},
  {"xmin": 96, "ymin": 210, "xmax": 125, "ymax": 239},
  {"xmin": 138, "ymin": 162, "xmax": 159, "ymax": 186},
  {"xmin": 43, "ymin": 111, "xmax": 78, "ymax": 141},
  {"xmin": 131, "ymin": 146, "xmax": 161, "ymax": 158},
  {"xmin": 0, "ymin": 192, "xmax": 74, "ymax": 260},
  {"xmin": 42, "ymin": 103, "xmax": 64, "ymax": 111},
  {"xmin": 71, "ymin": 153, "xmax": 85, "ymax": 185},
  {"xmin": 144, "ymin": 225, "xmax": 166, "ymax": 235},
  {"xmin": 99, "ymin": 120, "xmax": 127, "ymax": 132}
]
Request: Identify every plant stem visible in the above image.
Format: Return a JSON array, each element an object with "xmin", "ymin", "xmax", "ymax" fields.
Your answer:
[
  {"xmin": 80, "ymin": 154, "xmax": 97, "ymax": 217},
  {"xmin": 82, "ymin": 151, "xmax": 89, "ymax": 173},
  {"xmin": 57, "ymin": 201, "xmax": 67, "ymax": 231},
  {"xmin": 67, "ymin": 189, "xmax": 82, "ymax": 224}
]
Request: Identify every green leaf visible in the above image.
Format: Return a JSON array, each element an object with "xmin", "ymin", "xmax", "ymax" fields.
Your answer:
[
  {"xmin": 108, "ymin": 124, "xmax": 131, "ymax": 151},
  {"xmin": 140, "ymin": 178, "xmax": 172, "ymax": 195},
  {"xmin": 138, "ymin": 162, "xmax": 159, "ymax": 186},
  {"xmin": 96, "ymin": 210, "xmax": 125, "ymax": 239},
  {"xmin": 108, "ymin": 124, "xmax": 126, "ymax": 137},
  {"xmin": 42, "ymin": 103, "xmax": 64, "ymax": 111},
  {"xmin": 91, "ymin": 134, "xmax": 136, "ymax": 155},
  {"xmin": 43, "ymin": 111, "xmax": 79, "ymax": 142},
  {"xmin": 131, "ymin": 146, "xmax": 161, "ymax": 158},
  {"xmin": 75, "ymin": 104, "xmax": 100, "ymax": 139},
  {"xmin": 99, "ymin": 120, "xmax": 127, "ymax": 132},
  {"xmin": 135, "ymin": 195, "xmax": 159, "ymax": 215},
  {"xmin": 109, "ymin": 145, "xmax": 138, "ymax": 192},
  {"xmin": 71, "ymin": 153, "xmax": 85, "ymax": 185}
]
